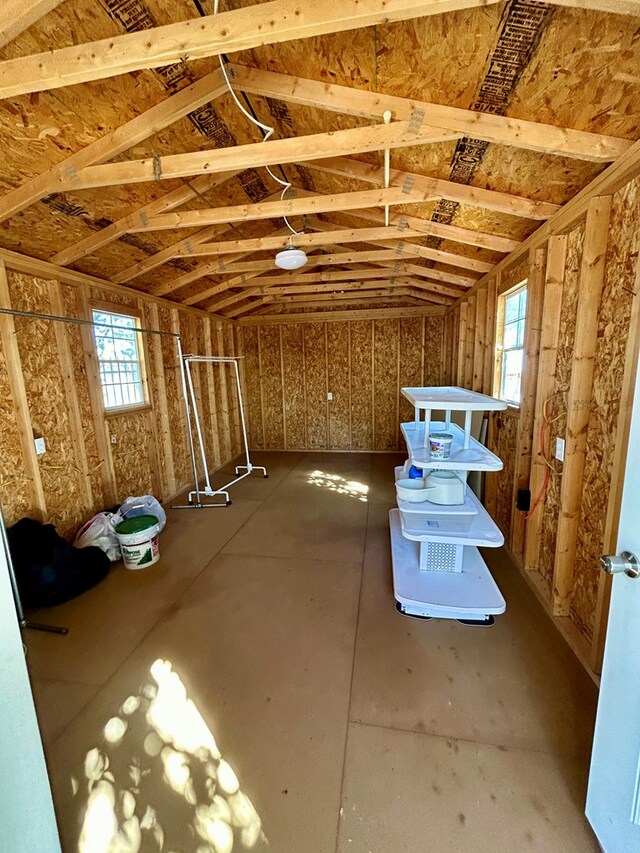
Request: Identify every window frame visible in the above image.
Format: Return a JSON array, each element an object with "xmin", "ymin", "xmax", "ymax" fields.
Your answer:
[
  {"xmin": 494, "ymin": 281, "xmax": 528, "ymax": 408},
  {"xmin": 90, "ymin": 302, "xmax": 151, "ymax": 416}
]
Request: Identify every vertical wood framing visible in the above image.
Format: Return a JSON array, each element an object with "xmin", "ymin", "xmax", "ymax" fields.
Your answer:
[
  {"xmin": 590, "ymin": 253, "xmax": 640, "ymax": 670},
  {"xmin": 216, "ymin": 320, "xmax": 233, "ymax": 458},
  {"xmin": 524, "ymin": 235, "xmax": 567, "ymax": 577},
  {"xmin": 552, "ymin": 196, "xmax": 612, "ymax": 616},
  {"xmin": 76, "ymin": 288, "xmax": 116, "ymax": 506},
  {"xmin": 203, "ymin": 320, "xmax": 222, "ymax": 469},
  {"xmin": 473, "ymin": 287, "xmax": 487, "ymax": 392},
  {"xmin": 148, "ymin": 303, "xmax": 177, "ymax": 495},
  {"xmin": 464, "ymin": 295, "xmax": 476, "ymax": 389},
  {"xmin": 492, "ymin": 272, "xmax": 505, "ymax": 398},
  {"xmin": 511, "ymin": 247, "xmax": 546, "ymax": 559},
  {"xmin": 456, "ymin": 302, "xmax": 467, "ymax": 386},
  {"xmin": 483, "ymin": 277, "xmax": 497, "ymax": 395},
  {"xmin": 48, "ymin": 280, "xmax": 93, "ymax": 515},
  {"xmin": 0, "ymin": 262, "xmax": 47, "ymax": 518}
]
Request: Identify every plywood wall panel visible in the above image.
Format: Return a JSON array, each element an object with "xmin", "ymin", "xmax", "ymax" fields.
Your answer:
[
  {"xmin": 493, "ymin": 412, "xmax": 519, "ymax": 541},
  {"xmin": 327, "ymin": 322, "xmax": 351, "ymax": 450},
  {"xmin": 571, "ymin": 177, "xmax": 640, "ymax": 642},
  {"xmin": 241, "ymin": 325, "xmax": 264, "ymax": 450},
  {"xmin": 424, "ymin": 316, "xmax": 444, "ymax": 386},
  {"xmin": 282, "ymin": 323, "xmax": 306, "ymax": 449},
  {"xmin": 9, "ymin": 274, "xmax": 86, "ymax": 535},
  {"xmin": 373, "ymin": 319, "xmax": 399, "ymax": 451},
  {"xmin": 109, "ymin": 412, "xmax": 155, "ymax": 503},
  {"xmin": 302, "ymin": 323, "xmax": 328, "ymax": 450},
  {"xmin": 259, "ymin": 325, "xmax": 285, "ymax": 449},
  {"xmin": 399, "ymin": 317, "xmax": 424, "ymax": 426},
  {"xmin": 350, "ymin": 320, "xmax": 374, "ymax": 451}
]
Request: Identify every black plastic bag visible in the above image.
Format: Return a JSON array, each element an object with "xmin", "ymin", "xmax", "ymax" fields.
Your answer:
[{"xmin": 7, "ymin": 517, "xmax": 110, "ymax": 608}]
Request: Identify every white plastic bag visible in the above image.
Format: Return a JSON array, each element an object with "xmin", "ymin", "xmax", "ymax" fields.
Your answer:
[
  {"xmin": 74, "ymin": 512, "xmax": 122, "ymax": 562},
  {"xmin": 117, "ymin": 496, "xmax": 166, "ymax": 532}
]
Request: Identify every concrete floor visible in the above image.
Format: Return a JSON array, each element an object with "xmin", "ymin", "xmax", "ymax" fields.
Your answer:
[{"xmin": 26, "ymin": 451, "xmax": 600, "ymax": 853}]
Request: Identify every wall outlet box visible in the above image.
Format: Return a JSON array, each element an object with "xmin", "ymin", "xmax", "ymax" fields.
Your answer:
[
  {"xmin": 111, "ymin": 434, "xmax": 117, "ymax": 445},
  {"xmin": 34, "ymin": 437, "xmax": 46, "ymax": 456},
  {"xmin": 555, "ymin": 437, "xmax": 565, "ymax": 462},
  {"xmin": 327, "ymin": 392, "xmax": 333, "ymax": 401}
]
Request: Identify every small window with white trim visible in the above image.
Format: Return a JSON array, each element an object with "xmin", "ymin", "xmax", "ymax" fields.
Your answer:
[
  {"xmin": 92, "ymin": 308, "xmax": 147, "ymax": 411},
  {"xmin": 498, "ymin": 283, "xmax": 527, "ymax": 405}
]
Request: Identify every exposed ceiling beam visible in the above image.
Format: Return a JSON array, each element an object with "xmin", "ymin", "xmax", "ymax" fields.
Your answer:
[
  {"xmin": 0, "ymin": 0, "xmax": 65, "ymax": 48},
  {"xmin": 248, "ymin": 280, "xmax": 425, "ymax": 296},
  {"xmin": 306, "ymin": 219, "xmax": 493, "ymax": 271},
  {"xmin": 0, "ymin": 68, "xmax": 227, "ymax": 223},
  {"xmin": 239, "ymin": 305, "xmax": 446, "ymax": 324},
  {"xmin": 51, "ymin": 171, "xmax": 239, "ymax": 266},
  {"xmin": 150, "ymin": 223, "xmax": 295, "ymax": 297},
  {"xmin": 304, "ymin": 156, "xmax": 558, "ymax": 218},
  {"xmin": 128, "ymin": 186, "xmax": 556, "ymax": 233},
  {"xmin": 339, "ymin": 208, "xmax": 520, "ymax": 251},
  {"xmin": 238, "ymin": 265, "xmax": 473, "ymax": 289},
  {"xmin": 203, "ymin": 247, "xmax": 449, "ymax": 275},
  {"xmin": 267, "ymin": 287, "xmax": 430, "ymax": 304},
  {"xmin": 230, "ymin": 64, "xmax": 631, "ymax": 163},
  {"xmin": 0, "ymin": 0, "xmax": 502, "ymax": 99},
  {"xmin": 52, "ymin": 122, "xmax": 458, "ymax": 193}
]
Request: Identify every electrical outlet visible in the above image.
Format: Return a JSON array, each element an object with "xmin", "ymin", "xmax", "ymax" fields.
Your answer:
[
  {"xmin": 34, "ymin": 437, "xmax": 46, "ymax": 456},
  {"xmin": 555, "ymin": 437, "xmax": 565, "ymax": 462},
  {"xmin": 327, "ymin": 392, "xmax": 333, "ymax": 401},
  {"xmin": 111, "ymin": 434, "xmax": 117, "ymax": 445}
]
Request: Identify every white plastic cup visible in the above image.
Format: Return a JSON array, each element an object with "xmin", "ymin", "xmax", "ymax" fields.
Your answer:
[{"xmin": 429, "ymin": 432, "xmax": 453, "ymax": 460}]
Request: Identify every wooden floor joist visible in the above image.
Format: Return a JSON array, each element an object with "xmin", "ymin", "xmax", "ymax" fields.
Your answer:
[{"xmin": 231, "ymin": 64, "xmax": 631, "ymax": 163}]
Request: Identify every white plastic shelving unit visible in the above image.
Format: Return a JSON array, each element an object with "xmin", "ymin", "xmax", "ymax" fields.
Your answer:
[{"xmin": 390, "ymin": 386, "xmax": 508, "ymax": 624}]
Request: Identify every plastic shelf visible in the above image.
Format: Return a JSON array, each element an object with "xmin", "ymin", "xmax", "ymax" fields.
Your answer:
[
  {"xmin": 393, "ymin": 468, "xmax": 504, "ymax": 547},
  {"xmin": 389, "ymin": 510, "xmax": 506, "ymax": 620},
  {"xmin": 401, "ymin": 387, "xmax": 508, "ymax": 412},
  {"xmin": 401, "ymin": 421, "xmax": 503, "ymax": 472}
]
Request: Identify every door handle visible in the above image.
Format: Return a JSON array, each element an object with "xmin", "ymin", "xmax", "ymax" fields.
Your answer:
[{"xmin": 599, "ymin": 551, "xmax": 640, "ymax": 578}]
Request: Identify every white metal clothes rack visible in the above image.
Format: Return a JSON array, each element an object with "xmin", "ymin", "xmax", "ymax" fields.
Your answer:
[{"xmin": 172, "ymin": 355, "xmax": 267, "ymax": 510}]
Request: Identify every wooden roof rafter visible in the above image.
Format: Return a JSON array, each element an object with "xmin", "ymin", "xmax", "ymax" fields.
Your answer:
[
  {"xmin": 0, "ymin": 0, "xmax": 66, "ymax": 49},
  {"xmin": 0, "ymin": 67, "xmax": 229, "ymax": 223},
  {"xmin": 229, "ymin": 64, "xmax": 631, "ymax": 163},
  {"xmin": 122, "ymin": 186, "xmax": 556, "ymax": 232},
  {"xmin": 0, "ymin": 0, "xmax": 638, "ymax": 100}
]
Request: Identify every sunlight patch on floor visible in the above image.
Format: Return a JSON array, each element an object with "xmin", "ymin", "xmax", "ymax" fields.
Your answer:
[
  {"xmin": 307, "ymin": 470, "xmax": 369, "ymax": 502},
  {"xmin": 76, "ymin": 659, "xmax": 264, "ymax": 853}
]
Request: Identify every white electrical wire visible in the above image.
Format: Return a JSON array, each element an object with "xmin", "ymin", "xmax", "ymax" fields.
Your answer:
[
  {"xmin": 214, "ymin": 0, "xmax": 302, "ymax": 240},
  {"xmin": 383, "ymin": 110, "xmax": 392, "ymax": 227}
]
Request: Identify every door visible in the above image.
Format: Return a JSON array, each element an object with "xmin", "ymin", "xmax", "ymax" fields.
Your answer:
[
  {"xmin": 586, "ymin": 346, "xmax": 640, "ymax": 851},
  {"xmin": 0, "ymin": 536, "xmax": 61, "ymax": 851}
]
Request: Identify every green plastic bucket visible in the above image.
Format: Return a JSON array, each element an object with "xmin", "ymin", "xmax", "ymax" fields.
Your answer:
[{"xmin": 115, "ymin": 514, "xmax": 160, "ymax": 570}]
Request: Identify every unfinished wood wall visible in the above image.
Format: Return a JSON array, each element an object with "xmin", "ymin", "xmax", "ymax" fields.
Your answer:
[
  {"xmin": 241, "ymin": 316, "xmax": 445, "ymax": 452},
  {"xmin": 0, "ymin": 262, "xmax": 242, "ymax": 538},
  {"xmin": 447, "ymin": 175, "xmax": 640, "ymax": 677}
]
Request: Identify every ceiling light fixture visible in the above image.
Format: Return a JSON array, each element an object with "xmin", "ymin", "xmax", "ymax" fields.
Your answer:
[{"xmin": 275, "ymin": 245, "xmax": 308, "ymax": 271}]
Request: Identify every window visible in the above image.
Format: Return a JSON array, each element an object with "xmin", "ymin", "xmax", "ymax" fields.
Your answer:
[
  {"xmin": 498, "ymin": 284, "xmax": 527, "ymax": 405},
  {"xmin": 92, "ymin": 309, "xmax": 147, "ymax": 411}
]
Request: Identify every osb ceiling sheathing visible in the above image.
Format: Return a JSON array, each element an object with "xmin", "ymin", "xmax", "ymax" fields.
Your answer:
[{"xmin": 0, "ymin": 0, "xmax": 639, "ymax": 318}]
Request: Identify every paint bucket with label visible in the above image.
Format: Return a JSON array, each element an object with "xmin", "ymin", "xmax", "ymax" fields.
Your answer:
[
  {"xmin": 115, "ymin": 515, "xmax": 160, "ymax": 570},
  {"xmin": 429, "ymin": 432, "xmax": 453, "ymax": 460}
]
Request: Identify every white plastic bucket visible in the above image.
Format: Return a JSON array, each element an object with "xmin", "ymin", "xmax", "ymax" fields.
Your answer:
[
  {"xmin": 115, "ymin": 514, "xmax": 160, "ymax": 570},
  {"xmin": 429, "ymin": 432, "xmax": 453, "ymax": 459}
]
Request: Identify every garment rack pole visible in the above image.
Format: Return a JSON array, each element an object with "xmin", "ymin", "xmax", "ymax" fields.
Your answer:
[{"xmin": 172, "ymin": 355, "xmax": 267, "ymax": 510}]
